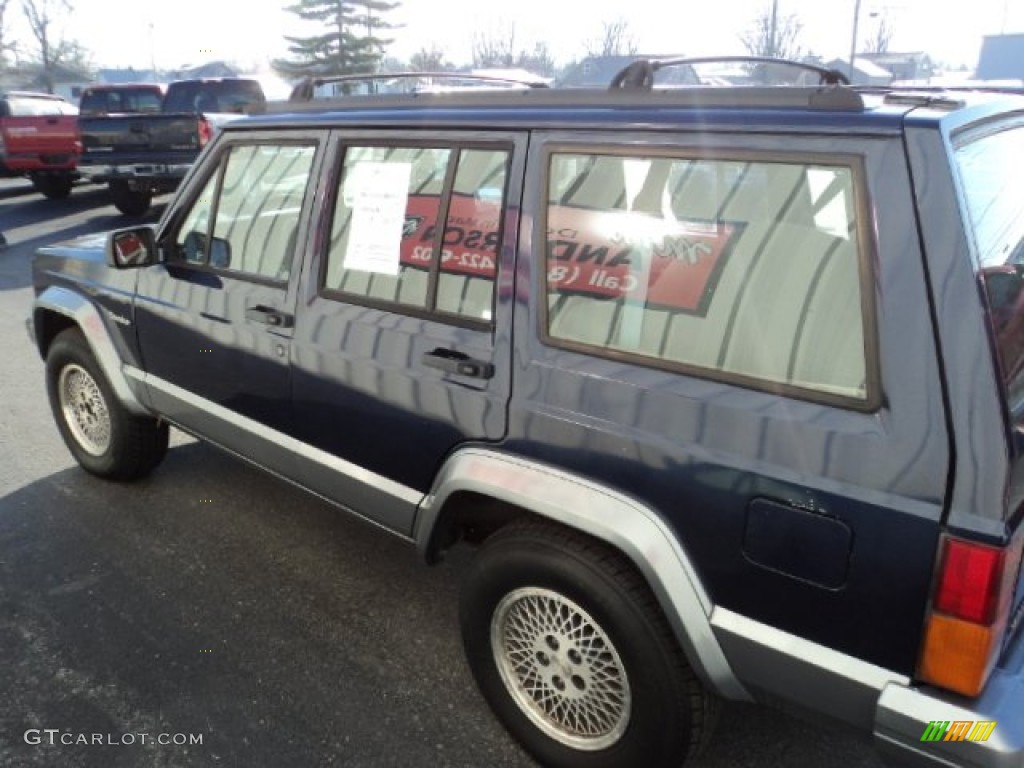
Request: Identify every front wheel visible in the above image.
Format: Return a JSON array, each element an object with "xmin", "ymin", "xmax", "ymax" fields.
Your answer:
[
  {"xmin": 45, "ymin": 328, "xmax": 168, "ymax": 480},
  {"xmin": 109, "ymin": 180, "xmax": 152, "ymax": 217},
  {"xmin": 460, "ymin": 520, "xmax": 718, "ymax": 768}
]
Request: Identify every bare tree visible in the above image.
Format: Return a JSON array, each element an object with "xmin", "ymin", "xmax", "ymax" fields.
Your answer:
[
  {"xmin": 472, "ymin": 20, "xmax": 517, "ymax": 68},
  {"xmin": 863, "ymin": 14, "xmax": 893, "ymax": 54},
  {"xmin": 471, "ymin": 21, "xmax": 554, "ymax": 76},
  {"xmin": 520, "ymin": 41, "xmax": 555, "ymax": 77},
  {"xmin": 0, "ymin": 0, "xmax": 13, "ymax": 70},
  {"xmin": 585, "ymin": 18, "xmax": 638, "ymax": 57},
  {"xmin": 739, "ymin": 2, "xmax": 803, "ymax": 60},
  {"xmin": 409, "ymin": 45, "xmax": 450, "ymax": 71},
  {"xmin": 22, "ymin": 0, "xmax": 74, "ymax": 91}
]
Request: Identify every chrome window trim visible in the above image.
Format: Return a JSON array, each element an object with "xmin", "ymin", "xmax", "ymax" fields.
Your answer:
[{"xmin": 125, "ymin": 369, "xmax": 424, "ymax": 533}]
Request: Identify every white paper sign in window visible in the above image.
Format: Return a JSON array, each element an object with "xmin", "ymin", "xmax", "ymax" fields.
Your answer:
[{"xmin": 343, "ymin": 161, "xmax": 413, "ymax": 276}]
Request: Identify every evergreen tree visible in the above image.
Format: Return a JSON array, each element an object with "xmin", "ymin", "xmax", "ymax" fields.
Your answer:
[{"xmin": 274, "ymin": 0, "xmax": 399, "ymax": 80}]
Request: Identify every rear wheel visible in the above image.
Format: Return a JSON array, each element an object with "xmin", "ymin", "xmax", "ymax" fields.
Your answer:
[
  {"xmin": 109, "ymin": 180, "xmax": 152, "ymax": 217},
  {"xmin": 460, "ymin": 520, "xmax": 718, "ymax": 768},
  {"xmin": 46, "ymin": 328, "xmax": 168, "ymax": 480},
  {"xmin": 31, "ymin": 173, "xmax": 74, "ymax": 199}
]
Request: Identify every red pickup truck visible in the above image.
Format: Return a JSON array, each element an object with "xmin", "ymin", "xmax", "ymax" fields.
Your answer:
[{"xmin": 0, "ymin": 91, "xmax": 80, "ymax": 199}]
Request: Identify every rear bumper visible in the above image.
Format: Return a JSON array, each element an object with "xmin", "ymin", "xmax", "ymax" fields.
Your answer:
[
  {"xmin": 0, "ymin": 155, "xmax": 77, "ymax": 174},
  {"xmin": 874, "ymin": 626, "xmax": 1024, "ymax": 767},
  {"xmin": 79, "ymin": 162, "xmax": 192, "ymax": 185}
]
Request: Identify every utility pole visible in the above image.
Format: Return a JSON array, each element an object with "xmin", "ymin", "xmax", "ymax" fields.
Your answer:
[
  {"xmin": 849, "ymin": 0, "xmax": 862, "ymax": 81},
  {"xmin": 149, "ymin": 23, "xmax": 157, "ymax": 82},
  {"xmin": 769, "ymin": 0, "xmax": 779, "ymax": 58}
]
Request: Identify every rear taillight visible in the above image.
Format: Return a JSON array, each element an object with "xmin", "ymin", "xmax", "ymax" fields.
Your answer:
[
  {"xmin": 918, "ymin": 536, "xmax": 1022, "ymax": 696},
  {"xmin": 933, "ymin": 540, "xmax": 1004, "ymax": 623},
  {"xmin": 197, "ymin": 118, "xmax": 213, "ymax": 148}
]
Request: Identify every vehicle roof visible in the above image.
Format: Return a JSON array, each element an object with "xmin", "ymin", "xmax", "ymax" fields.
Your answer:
[
  {"xmin": 0, "ymin": 91, "xmax": 68, "ymax": 101},
  {"xmin": 167, "ymin": 77, "xmax": 261, "ymax": 86},
  {"xmin": 235, "ymin": 85, "xmax": 1024, "ymax": 137},
  {"xmin": 82, "ymin": 83, "xmax": 166, "ymax": 90}
]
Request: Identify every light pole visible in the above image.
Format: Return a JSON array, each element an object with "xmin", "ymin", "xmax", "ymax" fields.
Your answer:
[
  {"xmin": 849, "ymin": 0, "xmax": 862, "ymax": 81},
  {"xmin": 149, "ymin": 23, "xmax": 157, "ymax": 82}
]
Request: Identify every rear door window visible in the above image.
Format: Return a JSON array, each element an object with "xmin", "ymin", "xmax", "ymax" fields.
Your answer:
[{"xmin": 322, "ymin": 143, "xmax": 511, "ymax": 324}]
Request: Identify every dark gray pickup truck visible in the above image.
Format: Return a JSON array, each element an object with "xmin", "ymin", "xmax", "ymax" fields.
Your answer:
[
  {"xmin": 77, "ymin": 78, "xmax": 265, "ymax": 216},
  {"xmin": 26, "ymin": 59, "xmax": 1024, "ymax": 768}
]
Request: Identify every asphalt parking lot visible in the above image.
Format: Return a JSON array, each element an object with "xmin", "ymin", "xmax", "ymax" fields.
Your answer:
[{"xmin": 0, "ymin": 177, "xmax": 888, "ymax": 767}]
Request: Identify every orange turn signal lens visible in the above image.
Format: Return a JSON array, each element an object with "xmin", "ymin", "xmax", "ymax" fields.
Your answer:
[{"xmin": 918, "ymin": 613, "xmax": 1001, "ymax": 697}]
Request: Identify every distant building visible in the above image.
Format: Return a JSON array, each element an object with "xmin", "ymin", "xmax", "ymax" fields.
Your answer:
[
  {"xmin": 976, "ymin": 33, "xmax": 1024, "ymax": 80},
  {"xmin": 169, "ymin": 61, "xmax": 238, "ymax": 80},
  {"xmin": 825, "ymin": 57, "xmax": 892, "ymax": 86},
  {"xmin": 557, "ymin": 55, "xmax": 693, "ymax": 88},
  {"xmin": 0, "ymin": 62, "xmax": 92, "ymax": 101},
  {"xmin": 860, "ymin": 52, "xmax": 934, "ymax": 82},
  {"xmin": 96, "ymin": 67, "xmax": 162, "ymax": 84}
]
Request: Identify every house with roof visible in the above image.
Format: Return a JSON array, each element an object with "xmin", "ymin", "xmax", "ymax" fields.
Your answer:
[
  {"xmin": 825, "ymin": 57, "xmax": 892, "ymax": 86},
  {"xmin": 557, "ymin": 55, "xmax": 693, "ymax": 88},
  {"xmin": 96, "ymin": 67, "xmax": 162, "ymax": 84},
  {"xmin": 0, "ymin": 62, "xmax": 93, "ymax": 101},
  {"xmin": 860, "ymin": 52, "xmax": 934, "ymax": 82},
  {"xmin": 168, "ymin": 61, "xmax": 238, "ymax": 80}
]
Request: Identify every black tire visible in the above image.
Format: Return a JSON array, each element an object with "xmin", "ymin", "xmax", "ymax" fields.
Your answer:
[
  {"xmin": 109, "ymin": 181, "xmax": 152, "ymax": 217},
  {"xmin": 45, "ymin": 328, "xmax": 168, "ymax": 481},
  {"xmin": 31, "ymin": 174, "xmax": 74, "ymax": 199},
  {"xmin": 460, "ymin": 520, "xmax": 718, "ymax": 768}
]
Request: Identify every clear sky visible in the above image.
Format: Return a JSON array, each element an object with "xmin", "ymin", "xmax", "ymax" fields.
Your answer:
[{"xmin": 7, "ymin": 0, "xmax": 1024, "ymax": 75}]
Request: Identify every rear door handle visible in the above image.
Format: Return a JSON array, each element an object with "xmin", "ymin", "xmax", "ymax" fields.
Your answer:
[
  {"xmin": 421, "ymin": 348, "xmax": 494, "ymax": 380},
  {"xmin": 245, "ymin": 305, "xmax": 293, "ymax": 328}
]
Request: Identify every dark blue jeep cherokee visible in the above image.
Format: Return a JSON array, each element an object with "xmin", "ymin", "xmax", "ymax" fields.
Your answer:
[{"xmin": 27, "ymin": 59, "xmax": 1024, "ymax": 768}]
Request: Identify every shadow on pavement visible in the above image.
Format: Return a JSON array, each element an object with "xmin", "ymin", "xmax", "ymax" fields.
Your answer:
[
  {"xmin": 0, "ymin": 440, "xmax": 531, "ymax": 768},
  {"xmin": 0, "ymin": 436, "xmax": 886, "ymax": 768}
]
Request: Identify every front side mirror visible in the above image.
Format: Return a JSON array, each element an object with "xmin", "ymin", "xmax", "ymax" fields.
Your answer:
[
  {"xmin": 181, "ymin": 230, "xmax": 232, "ymax": 269},
  {"xmin": 107, "ymin": 226, "xmax": 157, "ymax": 268}
]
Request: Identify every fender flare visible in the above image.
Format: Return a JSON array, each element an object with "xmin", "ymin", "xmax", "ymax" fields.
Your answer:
[
  {"xmin": 32, "ymin": 286, "xmax": 149, "ymax": 415},
  {"xmin": 415, "ymin": 447, "xmax": 753, "ymax": 701}
]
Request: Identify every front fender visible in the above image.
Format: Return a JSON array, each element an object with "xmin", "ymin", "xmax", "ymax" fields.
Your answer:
[{"xmin": 32, "ymin": 286, "xmax": 149, "ymax": 415}]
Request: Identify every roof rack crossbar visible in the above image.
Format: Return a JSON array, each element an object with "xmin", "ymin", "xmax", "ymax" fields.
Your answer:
[
  {"xmin": 289, "ymin": 71, "xmax": 549, "ymax": 101},
  {"xmin": 609, "ymin": 56, "xmax": 850, "ymax": 89}
]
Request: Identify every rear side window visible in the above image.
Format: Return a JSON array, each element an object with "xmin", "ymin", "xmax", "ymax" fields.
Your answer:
[
  {"xmin": 956, "ymin": 125, "xmax": 1024, "ymax": 401},
  {"xmin": 544, "ymin": 150, "xmax": 871, "ymax": 405}
]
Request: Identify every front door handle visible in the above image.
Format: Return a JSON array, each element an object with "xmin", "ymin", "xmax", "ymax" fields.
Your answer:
[
  {"xmin": 245, "ymin": 305, "xmax": 293, "ymax": 328},
  {"xmin": 421, "ymin": 348, "xmax": 494, "ymax": 380}
]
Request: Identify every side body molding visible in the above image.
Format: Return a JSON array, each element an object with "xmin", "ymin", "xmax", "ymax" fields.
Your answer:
[
  {"xmin": 415, "ymin": 447, "xmax": 753, "ymax": 702},
  {"xmin": 31, "ymin": 286, "xmax": 149, "ymax": 415}
]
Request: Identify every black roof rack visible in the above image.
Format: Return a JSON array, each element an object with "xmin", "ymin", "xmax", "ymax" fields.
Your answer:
[
  {"xmin": 288, "ymin": 71, "xmax": 549, "ymax": 101},
  {"xmin": 255, "ymin": 85, "xmax": 865, "ymax": 117},
  {"xmin": 609, "ymin": 56, "xmax": 850, "ymax": 89}
]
